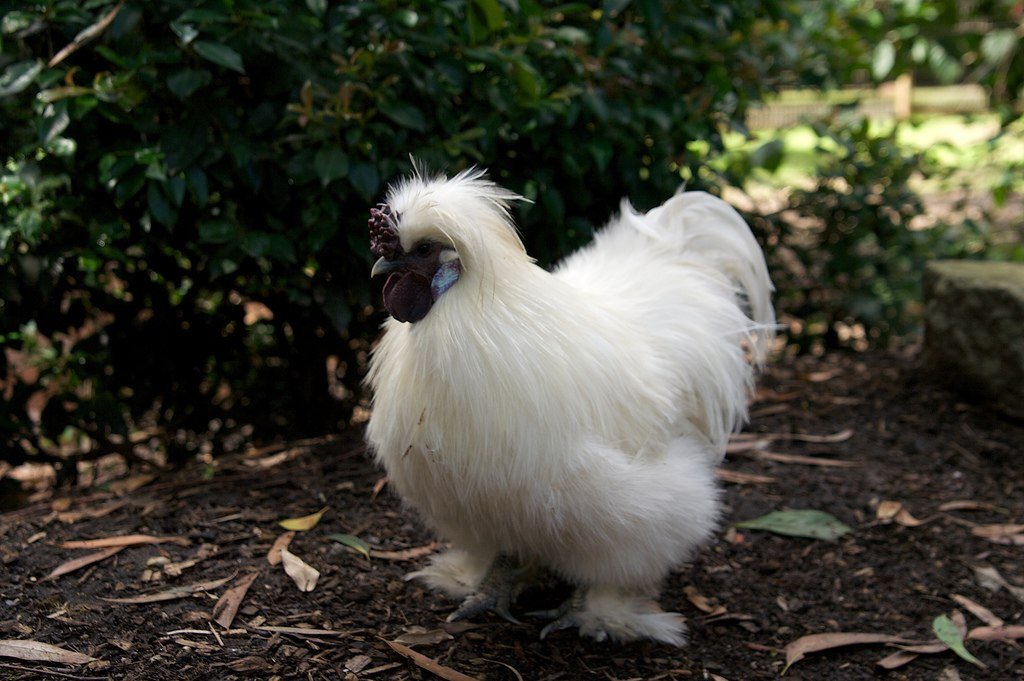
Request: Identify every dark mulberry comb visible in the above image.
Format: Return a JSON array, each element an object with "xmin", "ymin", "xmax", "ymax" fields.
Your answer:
[{"xmin": 369, "ymin": 203, "xmax": 401, "ymax": 259}]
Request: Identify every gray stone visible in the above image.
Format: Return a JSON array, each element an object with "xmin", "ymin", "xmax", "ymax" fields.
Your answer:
[{"xmin": 922, "ymin": 260, "xmax": 1024, "ymax": 420}]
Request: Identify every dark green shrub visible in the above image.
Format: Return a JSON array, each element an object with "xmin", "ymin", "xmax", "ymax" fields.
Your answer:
[
  {"xmin": 1, "ymin": 1, "xmax": 797, "ymax": 467},
  {"xmin": 752, "ymin": 113, "xmax": 991, "ymax": 351}
]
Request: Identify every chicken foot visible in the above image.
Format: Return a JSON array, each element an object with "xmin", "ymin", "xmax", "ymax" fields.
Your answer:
[
  {"xmin": 531, "ymin": 586, "xmax": 688, "ymax": 645},
  {"xmin": 446, "ymin": 554, "xmax": 531, "ymax": 624},
  {"xmin": 531, "ymin": 588, "xmax": 594, "ymax": 640}
]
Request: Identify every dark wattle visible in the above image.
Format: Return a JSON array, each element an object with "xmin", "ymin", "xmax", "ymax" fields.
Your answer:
[{"xmin": 382, "ymin": 272, "xmax": 433, "ymax": 323}]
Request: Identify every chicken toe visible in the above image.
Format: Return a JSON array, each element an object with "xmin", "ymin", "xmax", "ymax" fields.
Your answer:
[
  {"xmin": 445, "ymin": 554, "xmax": 528, "ymax": 624},
  {"xmin": 533, "ymin": 586, "xmax": 688, "ymax": 646}
]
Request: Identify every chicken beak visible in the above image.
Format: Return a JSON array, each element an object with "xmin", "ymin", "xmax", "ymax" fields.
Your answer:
[{"xmin": 371, "ymin": 256, "xmax": 404, "ymax": 278}]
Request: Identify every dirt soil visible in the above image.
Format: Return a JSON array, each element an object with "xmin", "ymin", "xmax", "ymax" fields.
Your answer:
[{"xmin": 1, "ymin": 350, "xmax": 1022, "ymax": 681}]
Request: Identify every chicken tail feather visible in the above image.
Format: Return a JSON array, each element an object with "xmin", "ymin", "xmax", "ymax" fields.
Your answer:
[{"xmin": 630, "ymin": 191, "xmax": 776, "ymax": 364}]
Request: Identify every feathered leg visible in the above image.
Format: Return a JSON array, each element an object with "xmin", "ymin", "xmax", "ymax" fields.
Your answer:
[
  {"xmin": 533, "ymin": 584, "xmax": 688, "ymax": 646},
  {"xmin": 446, "ymin": 554, "xmax": 534, "ymax": 624}
]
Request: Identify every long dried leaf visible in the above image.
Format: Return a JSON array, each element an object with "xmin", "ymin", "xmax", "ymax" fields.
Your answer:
[
  {"xmin": 48, "ymin": 0, "xmax": 125, "ymax": 67},
  {"xmin": 968, "ymin": 625, "xmax": 1024, "ymax": 642},
  {"xmin": 876, "ymin": 649, "xmax": 919, "ymax": 670},
  {"xmin": 252, "ymin": 625, "xmax": 347, "ymax": 636},
  {"xmin": 42, "ymin": 546, "xmax": 124, "ymax": 581},
  {"xmin": 0, "ymin": 639, "xmax": 97, "ymax": 664},
  {"xmin": 267, "ymin": 531, "xmax": 295, "ymax": 565},
  {"xmin": 100, "ymin": 574, "xmax": 235, "ymax": 604},
  {"xmin": 952, "ymin": 594, "xmax": 1004, "ymax": 627},
  {"xmin": 783, "ymin": 632, "xmax": 916, "ymax": 673},
  {"xmin": 278, "ymin": 507, "xmax": 329, "ymax": 531},
  {"xmin": 683, "ymin": 585, "xmax": 727, "ymax": 616},
  {"xmin": 280, "ymin": 548, "xmax": 320, "ymax": 592},
  {"xmin": 717, "ymin": 469, "xmax": 776, "ymax": 485},
  {"xmin": 939, "ymin": 500, "xmax": 1009, "ymax": 514},
  {"xmin": 59, "ymin": 534, "xmax": 189, "ymax": 549},
  {"xmin": 369, "ymin": 542, "xmax": 439, "ymax": 562},
  {"xmin": 393, "ymin": 627, "xmax": 454, "ymax": 646},
  {"xmin": 753, "ymin": 451, "xmax": 858, "ymax": 467},
  {"xmin": 212, "ymin": 571, "xmax": 259, "ymax": 629},
  {"xmin": 973, "ymin": 565, "xmax": 1024, "ymax": 603},
  {"xmin": 385, "ymin": 639, "xmax": 479, "ymax": 681},
  {"xmin": 970, "ymin": 524, "xmax": 1024, "ymax": 545},
  {"xmin": 777, "ymin": 429, "xmax": 855, "ymax": 443}
]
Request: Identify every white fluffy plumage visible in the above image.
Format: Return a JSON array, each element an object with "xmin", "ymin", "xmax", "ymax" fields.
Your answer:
[{"xmin": 365, "ymin": 168, "xmax": 774, "ymax": 645}]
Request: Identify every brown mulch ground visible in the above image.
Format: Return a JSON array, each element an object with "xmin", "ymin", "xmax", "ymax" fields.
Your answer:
[{"xmin": 1, "ymin": 350, "xmax": 1022, "ymax": 681}]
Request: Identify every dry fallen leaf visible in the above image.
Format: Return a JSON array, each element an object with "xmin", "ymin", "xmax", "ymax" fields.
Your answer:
[
  {"xmin": 952, "ymin": 594, "xmax": 1004, "ymax": 628},
  {"xmin": 100, "ymin": 574, "xmax": 236, "ymax": 604},
  {"xmin": 105, "ymin": 473, "xmax": 157, "ymax": 494},
  {"xmin": 973, "ymin": 565, "xmax": 1024, "ymax": 603},
  {"xmin": 252, "ymin": 625, "xmax": 346, "ymax": 636},
  {"xmin": 876, "ymin": 501, "xmax": 926, "ymax": 527},
  {"xmin": 42, "ymin": 546, "xmax": 125, "ymax": 581},
  {"xmin": 59, "ymin": 534, "xmax": 190, "ymax": 549},
  {"xmin": 266, "ymin": 531, "xmax": 295, "ymax": 566},
  {"xmin": 876, "ymin": 649, "xmax": 923, "ymax": 670},
  {"xmin": 683, "ymin": 586, "xmax": 727, "ymax": 616},
  {"xmin": 0, "ymin": 639, "xmax": 97, "ymax": 665},
  {"xmin": 968, "ymin": 625, "xmax": 1024, "ymax": 642},
  {"xmin": 279, "ymin": 548, "xmax": 320, "ymax": 592},
  {"xmin": 747, "ymin": 450, "xmax": 858, "ymax": 468},
  {"xmin": 939, "ymin": 500, "xmax": 1009, "ymax": 514},
  {"xmin": 212, "ymin": 571, "xmax": 259, "ymax": 628},
  {"xmin": 385, "ymin": 639, "xmax": 479, "ymax": 681},
  {"xmin": 717, "ymin": 469, "xmax": 777, "ymax": 485},
  {"xmin": 369, "ymin": 542, "xmax": 439, "ymax": 562},
  {"xmin": 56, "ymin": 500, "xmax": 128, "ymax": 524},
  {"xmin": 278, "ymin": 506, "xmax": 329, "ymax": 532},
  {"xmin": 345, "ymin": 654, "xmax": 373, "ymax": 673},
  {"xmin": 970, "ymin": 524, "xmax": 1024, "ymax": 545},
  {"xmin": 783, "ymin": 632, "xmax": 917, "ymax": 673},
  {"xmin": 393, "ymin": 626, "xmax": 455, "ymax": 646}
]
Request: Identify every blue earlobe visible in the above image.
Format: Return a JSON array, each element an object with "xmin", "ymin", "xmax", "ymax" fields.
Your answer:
[{"xmin": 431, "ymin": 260, "xmax": 461, "ymax": 300}]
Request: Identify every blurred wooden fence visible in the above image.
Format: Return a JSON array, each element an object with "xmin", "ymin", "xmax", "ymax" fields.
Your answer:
[{"xmin": 747, "ymin": 76, "xmax": 990, "ymax": 130}]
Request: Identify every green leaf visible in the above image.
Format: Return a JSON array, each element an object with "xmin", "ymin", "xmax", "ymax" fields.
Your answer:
[
  {"xmin": 469, "ymin": 0, "xmax": 504, "ymax": 33},
  {"xmin": 0, "ymin": 60, "xmax": 42, "ymax": 97},
  {"xmin": 39, "ymin": 102, "xmax": 70, "ymax": 145},
  {"xmin": 313, "ymin": 148, "xmax": 349, "ymax": 186},
  {"xmin": 751, "ymin": 138, "xmax": 785, "ymax": 172},
  {"xmin": 394, "ymin": 9, "xmax": 419, "ymax": 27},
  {"xmin": 734, "ymin": 510, "xmax": 853, "ymax": 541},
  {"xmin": 378, "ymin": 100, "xmax": 426, "ymax": 132},
  {"xmin": 147, "ymin": 182, "xmax": 176, "ymax": 228},
  {"xmin": 199, "ymin": 220, "xmax": 235, "ymax": 244},
  {"xmin": 170, "ymin": 20, "xmax": 199, "ymax": 45},
  {"xmin": 511, "ymin": 59, "xmax": 542, "ymax": 101},
  {"xmin": 167, "ymin": 68, "xmax": 211, "ymax": 98},
  {"xmin": 187, "ymin": 167, "xmax": 209, "ymax": 206},
  {"xmin": 305, "ymin": 0, "xmax": 327, "ymax": 16},
  {"xmin": 980, "ymin": 30, "xmax": 1017, "ymax": 65},
  {"xmin": 320, "ymin": 289, "xmax": 352, "ymax": 334},
  {"xmin": 242, "ymin": 232, "xmax": 295, "ymax": 262},
  {"xmin": 347, "ymin": 162, "xmax": 379, "ymax": 200},
  {"xmin": 2, "ymin": 11, "xmax": 37, "ymax": 35},
  {"xmin": 328, "ymin": 534, "xmax": 371, "ymax": 559},
  {"xmin": 933, "ymin": 615, "xmax": 986, "ymax": 669},
  {"xmin": 192, "ymin": 41, "xmax": 245, "ymax": 74},
  {"xmin": 871, "ymin": 40, "xmax": 895, "ymax": 81}
]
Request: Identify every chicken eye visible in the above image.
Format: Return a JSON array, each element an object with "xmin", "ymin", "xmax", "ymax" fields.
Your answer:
[{"xmin": 415, "ymin": 242, "xmax": 433, "ymax": 258}]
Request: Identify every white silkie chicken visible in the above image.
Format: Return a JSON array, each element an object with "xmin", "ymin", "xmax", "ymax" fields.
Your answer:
[{"xmin": 365, "ymin": 167, "xmax": 774, "ymax": 646}]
